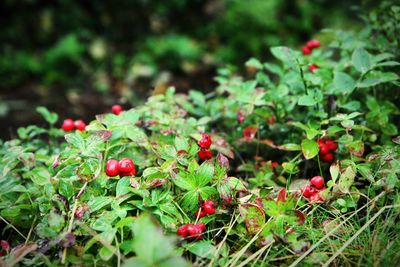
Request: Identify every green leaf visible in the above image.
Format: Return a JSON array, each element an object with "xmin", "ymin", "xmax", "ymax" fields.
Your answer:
[
  {"xmin": 301, "ymin": 139, "xmax": 319, "ymax": 159},
  {"xmin": 333, "ymin": 72, "xmax": 355, "ymax": 94},
  {"xmin": 330, "ymin": 162, "xmax": 340, "ymax": 183},
  {"xmin": 196, "ymin": 162, "xmax": 214, "ymax": 187},
  {"xmin": 59, "ymin": 179, "xmax": 74, "ymax": 199},
  {"xmin": 270, "ymin": 46, "xmax": 299, "ymax": 71},
  {"xmin": 337, "ymin": 166, "xmax": 356, "ymax": 193},
  {"xmin": 129, "ymin": 214, "xmax": 189, "ymax": 267},
  {"xmin": 36, "ymin": 106, "xmax": 58, "ymax": 125},
  {"xmin": 185, "ymin": 241, "xmax": 216, "ymax": 259},
  {"xmin": 30, "ymin": 168, "xmax": 51, "ymax": 185},
  {"xmin": 298, "ymin": 95, "xmax": 317, "ymax": 106},
  {"xmin": 174, "ymin": 173, "xmax": 196, "ymax": 191},
  {"xmin": 358, "ymin": 72, "xmax": 399, "ymax": 88},
  {"xmin": 65, "ymin": 133, "xmax": 85, "ymax": 150},
  {"xmin": 116, "ymin": 177, "xmax": 131, "ymax": 196},
  {"xmin": 174, "ymin": 136, "xmax": 189, "ymax": 151},
  {"xmin": 88, "ymin": 196, "xmax": 113, "ymax": 213},
  {"xmin": 245, "ymin": 58, "xmax": 263, "ymax": 70},
  {"xmin": 352, "ymin": 48, "xmax": 372, "ymax": 73}
]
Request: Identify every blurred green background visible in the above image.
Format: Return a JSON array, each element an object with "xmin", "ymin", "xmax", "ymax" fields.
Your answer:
[{"xmin": 0, "ymin": 0, "xmax": 376, "ymax": 137}]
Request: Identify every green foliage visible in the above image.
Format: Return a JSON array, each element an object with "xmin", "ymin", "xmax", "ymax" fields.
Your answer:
[{"xmin": 0, "ymin": 3, "xmax": 400, "ymax": 266}]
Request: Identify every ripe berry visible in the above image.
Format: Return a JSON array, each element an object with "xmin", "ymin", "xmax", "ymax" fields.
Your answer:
[
  {"xmin": 112, "ymin": 104, "xmax": 123, "ymax": 115},
  {"xmin": 306, "ymin": 39, "xmax": 321, "ymax": 49},
  {"xmin": 203, "ymin": 204, "xmax": 215, "ymax": 215},
  {"xmin": 198, "ymin": 134, "xmax": 212, "ymax": 149},
  {"xmin": 74, "ymin": 120, "xmax": 86, "ymax": 131},
  {"xmin": 301, "ymin": 185, "xmax": 316, "ymax": 198},
  {"xmin": 272, "ymin": 162, "xmax": 279, "ymax": 168},
  {"xmin": 61, "ymin": 118, "xmax": 75, "ymax": 132},
  {"xmin": 321, "ymin": 153, "xmax": 334, "ymax": 162},
  {"xmin": 118, "ymin": 158, "xmax": 135, "ymax": 173},
  {"xmin": 319, "ymin": 144, "xmax": 329, "ymax": 155},
  {"xmin": 177, "ymin": 225, "xmax": 189, "ymax": 237},
  {"xmin": 187, "ymin": 224, "xmax": 202, "ymax": 240},
  {"xmin": 302, "ymin": 46, "xmax": 312, "ymax": 55},
  {"xmin": 325, "ymin": 140, "xmax": 338, "ymax": 151},
  {"xmin": 197, "ymin": 223, "xmax": 206, "ymax": 232},
  {"xmin": 198, "ymin": 149, "xmax": 212, "ymax": 160},
  {"xmin": 196, "ymin": 209, "xmax": 207, "ymax": 218},
  {"xmin": 105, "ymin": 159, "xmax": 119, "ymax": 177},
  {"xmin": 119, "ymin": 168, "xmax": 136, "ymax": 177},
  {"xmin": 308, "ymin": 64, "xmax": 318, "ymax": 72},
  {"xmin": 310, "ymin": 176, "xmax": 324, "ymax": 189}
]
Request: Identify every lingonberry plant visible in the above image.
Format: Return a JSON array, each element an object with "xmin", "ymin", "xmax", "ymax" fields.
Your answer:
[{"xmin": 1, "ymin": 11, "xmax": 400, "ymax": 266}]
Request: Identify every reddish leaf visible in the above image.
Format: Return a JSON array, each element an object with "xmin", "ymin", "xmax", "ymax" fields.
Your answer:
[{"xmin": 277, "ymin": 188, "xmax": 287, "ymax": 203}]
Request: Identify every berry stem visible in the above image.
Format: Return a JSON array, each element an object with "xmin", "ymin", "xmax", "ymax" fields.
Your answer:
[{"xmin": 61, "ymin": 181, "xmax": 88, "ymax": 264}]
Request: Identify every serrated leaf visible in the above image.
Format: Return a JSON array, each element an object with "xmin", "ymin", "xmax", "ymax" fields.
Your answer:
[{"xmin": 196, "ymin": 162, "xmax": 214, "ymax": 187}]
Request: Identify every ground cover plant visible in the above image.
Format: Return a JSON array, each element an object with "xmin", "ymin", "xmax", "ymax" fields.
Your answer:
[{"xmin": 1, "ymin": 3, "xmax": 400, "ymax": 266}]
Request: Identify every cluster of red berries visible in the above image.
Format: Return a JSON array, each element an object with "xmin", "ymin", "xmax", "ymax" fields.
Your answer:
[
  {"xmin": 61, "ymin": 119, "xmax": 86, "ymax": 132},
  {"xmin": 105, "ymin": 158, "xmax": 136, "ymax": 177},
  {"xmin": 301, "ymin": 39, "xmax": 320, "ymax": 55},
  {"xmin": 195, "ymin": 200, "xmax": 216, "ymax": 218},
  {"xmin": 318, "ymin": 139, "xmax": 338, "ymax": 162},
  {"xmin": 112, "ymin": 104, "xmax": 123, "ymax": 115},
  {"xmin": 197, "ymin": 133, "xmax": 212, "ymax": 160},
  {"xmin": 176, "ymin": 223, "xmax": 206, "ymax": 240},
  {"xmin": 301, "ymin": 176, "xmax": 325, "ymax": 202}
]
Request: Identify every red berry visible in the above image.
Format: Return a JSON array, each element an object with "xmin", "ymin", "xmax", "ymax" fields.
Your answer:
[
  {"xmin": 118, "ymin": 158, "xmax": 135, "ymax": 173},
  {"xmin": 301, "ymin": 185, "xmax": 315, "ymax": 198},
  {"xmin": 310, "ymin": 176, "xmax": 324, "ymax": 189},
  {"xmin": 105, "ymin": 159, "xmax": 119, "ymax": 177},
  {"xmin": 187, "ymin": 224, "xmax": 202, "ymax": 240},
  {"xmin": 198, "ymin": 134, "xmax": 212, "ymax": 149},
  {"xmin": 196, "ymin": 209, "xmax": 207, "ymax": 218},
  {"xmin": 267, "ymin": 116, "xmax": 276, "ymax": 125},
  {"xmin": 74, "ymin": 120, "xmax": 86, "ymax": 131},
  {"xmin": 203, "ymin": 204, "xmax": 215, "ymax": 215},
  {"xmin": 112, "ymin": 104, "xmax": 123, "ymax": 115},
  {"xmin": 308, "ymin": 64, "xmax": 319, "ymax": 72},
  {"xmin": 196, "ymin": 223, "xmax": 206, "ymax": 232},
  {"xmin": 306, "ymin": 39, "xmax": 321, "ymax": 49},
  {"xmin": 61, "ymin": 118, "xmax": 75, "ymax": 132},
  {"xmin": 272, "ymin": 162, "xmax": 279, "ymax": 168},
  {"xmin": 119, "ymin": 168, "xmax": 136, "ymax": 177},
  {"xmin": 243, "ymin": 126, "xmax": 257, "ymax": 141},
  {"xmin": 319, "ymin": 144, "xmax": 329, "ymax": 155},
  {"xmin": 177, "ymin": 225, "xmax": 189, "ymax": 237},
  {"xmin": 325, "ymin": 140, "xmax": 338, "ymax": 151},
  {"xmin": 302, "ymin": 46, "xmax": 312, "ymax": 55},
  {"xmin": 321, "ymin": 153, "xmax": 334, "ymax": 162},
  {"xmin": 203, "ymin": 200, "xmax": 214, "ymax": 207},
  {"xmin": 198, "ymin": 149, "xmax": 212, "ymax": 160}
]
